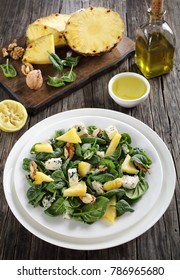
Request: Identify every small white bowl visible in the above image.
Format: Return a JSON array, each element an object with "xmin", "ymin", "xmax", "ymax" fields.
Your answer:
[{"xmin": 108, "ymin": 72, "xmax": 150, "ymax": 108}]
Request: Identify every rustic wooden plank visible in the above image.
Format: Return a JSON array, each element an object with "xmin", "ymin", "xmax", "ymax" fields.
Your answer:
[{"xmin": 0, "ymin": 0, "xmax": 180, "ymax": 260}]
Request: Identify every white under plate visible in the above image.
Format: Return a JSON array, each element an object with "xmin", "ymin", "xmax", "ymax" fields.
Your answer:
[{"xmin": 3, "ymin": 109, "xmax": 176, "ymax": 250}]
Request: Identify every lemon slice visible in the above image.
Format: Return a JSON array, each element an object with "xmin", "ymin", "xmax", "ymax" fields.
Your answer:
[{"xmin": 0, "ymin": 99, "xmax": 28, "ymax": 132}]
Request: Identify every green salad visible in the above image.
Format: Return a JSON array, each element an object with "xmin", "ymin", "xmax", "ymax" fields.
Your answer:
[{"xmin": 22, "ymin": 123, "xmax": 152, "ymax": 224}]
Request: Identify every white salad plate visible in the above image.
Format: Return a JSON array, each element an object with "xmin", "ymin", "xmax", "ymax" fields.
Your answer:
[
  {"xmin": 13, "ymin": 115, "xmax": 163, "ymax": 239},
  {"xmin": 3, "ymin": 109, "xmax": 176, "ymax": 250}
]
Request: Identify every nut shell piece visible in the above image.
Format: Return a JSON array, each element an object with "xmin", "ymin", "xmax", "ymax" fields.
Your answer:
[{"xmin": 26, "ymin": 69, "xmax": 43, "ymax": 90}]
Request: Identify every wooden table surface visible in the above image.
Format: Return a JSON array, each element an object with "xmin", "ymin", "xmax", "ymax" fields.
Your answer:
[{"xmin": 0, "ymin": 0, "xmax": 179, "ymax": 260}]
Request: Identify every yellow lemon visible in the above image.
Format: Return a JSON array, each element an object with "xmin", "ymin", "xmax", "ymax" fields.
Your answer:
[{"xmin": 0, "ymin": 99, "xmax": 28, "ymax": 132}]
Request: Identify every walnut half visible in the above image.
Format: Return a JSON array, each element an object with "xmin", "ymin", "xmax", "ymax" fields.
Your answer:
[
  {"xmin": 21, "ymin": 63, "xmax": 34, "ymax": 76},
  {"xmin": 26, "ymin": 69, "xmax": 43, "ymax": 90}
]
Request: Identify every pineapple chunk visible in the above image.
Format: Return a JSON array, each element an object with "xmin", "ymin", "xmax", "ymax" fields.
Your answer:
[
  {"xmin": 78, "ymin": 161, "xmax": 92, "ymax": 177},
  {"xmin": 34, "ymin": 142, "xmax": 53, "ymax": 153},
  {"xmin": 121, "ymin": 154, "xmax": 139, "ymax": 175},
  {"xmin": 22, "ymin": 34, "xmax": 55, "ymax": 64},
  {"xmin": 26, "ymin": 13, "xmax": 70, "ymax": 48},
  {"xmin": 56, "ymin": 128, "xmax": 81, "ymax": 144},
  {"xmin": 64, "ymin": 6, "xmax": 124, "ymax": 56},
  {"xmin": 63, "ymin": 181, "xmax": 87, "ymax": 197},
  {"xmin": 103, "ymin": 178, "xmax": 123, "ymax": 191},
  {"xmin": 33, "ymin": 171, "xmax": 54, "ymax": 185},
  {"xmin": 103, "ymin": 196, "xmax": 116, "ymax": 223},
  {"xmin": 105, "ymin": 132, "xmax": 121, "ymax": 157}
]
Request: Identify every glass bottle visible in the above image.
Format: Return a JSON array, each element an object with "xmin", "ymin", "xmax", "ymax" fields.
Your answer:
[{"xmin": 135, "ymin": 0, "xmax": 175, "ymax": 79}]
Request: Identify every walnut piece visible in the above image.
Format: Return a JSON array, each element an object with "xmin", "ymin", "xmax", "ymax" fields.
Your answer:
[
  {"xmin": 21, "ymin": 63, "xmax": 34, "ymax": 76},
  {"xmin": 64, "ymin": 143, "xmax": 75, "ymax": 159},
  {"xmin": 2, "ymin": 39, "xmax": 24, "ymax": 60},
  {"xmin": 10, "ymin": 46, "xmax": 24, "ymax": 60},
  {"xmin": 8, "ymin": 39, "xmax": 18, "ymax": 51},
  {"xmin": 80, "ymin": 193, "xmax": 96, "ymax": 204},
  {"xmin": 30, "ymin": 160, "xmax": 37, "ymax": 180},
  {"xmin": 26, "ymin": 69, "xmax": 43, "ymax": 90},
  {"xmin": 2, "ymin": 48, "xmax": 9, "ymax": 58}
]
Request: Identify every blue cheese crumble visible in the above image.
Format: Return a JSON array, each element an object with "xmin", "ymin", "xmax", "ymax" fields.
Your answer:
[
  {"xmin": 122, "ymin": 175, "xmax": 139, "ymax": 189},
  {"xmin": 44, "ymin": 158, "xmax": 62, "ymax": 170}
]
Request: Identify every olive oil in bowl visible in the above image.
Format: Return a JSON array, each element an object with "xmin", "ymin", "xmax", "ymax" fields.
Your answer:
[
  {"xmin": 108, "ymin": 72, "xmax": 150, "ymax": 108},
  {"xmin": 112, "ymin": 75, "xmax": 147, "ymax": 100}
]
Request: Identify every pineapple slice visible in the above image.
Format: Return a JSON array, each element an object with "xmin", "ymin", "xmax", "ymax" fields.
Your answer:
[
  {"xmin": 63, "ymin": 181, "xmax": 87, "ymax": 197},
  {"xmin": 105, "ymin": 132, "xmax": 121, "ymax": 157},
  {"xmin": 78, "ymin": 161, "xmax": 92, "ymax": 177},
  {"xmin": 56, "ymin": 128, "xmax": 81, "ymax": 144},
  {"xmin": 103, "ymin": 178, "xmax": 123, "ymax": 191},
  {"xmin": 34, "ymin": 142, "xmax": 53, "ymax": 153},
  {"xmin": 121, "ymin": 154, "xmax": 139, "ymax": 175},
  {"xmin": 64, "ymin": 6, "xmax": 124, "ymax": 56},
  {"xmin": 22, "ymin": 34, "xmax": 55, "ymax": 64},
  {"xmin": 26, "ymin": 13, "xmax": 70, "ymax": 48},
  {"xmin": 33, "ymin": 171, "xmax": 54, "ymax": 185},
  {"xmin": 103, "ymin": 196, "xmax": 117, "ymax": 223}
]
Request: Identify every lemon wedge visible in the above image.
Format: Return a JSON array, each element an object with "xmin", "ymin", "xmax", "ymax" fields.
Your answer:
[{"xmin": 0, "ymin": 99, "xmax": 28, "ymax": 132}]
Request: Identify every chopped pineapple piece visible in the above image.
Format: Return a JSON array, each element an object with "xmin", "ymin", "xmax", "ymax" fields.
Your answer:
[
  {"xmin": 105, "ymin": 132, "xmax": 121, "ymax": 157},
  {"xmin": 121, "ymin": 154, "xmax": 139, "ymax": 175},
  {"xmin": 63, "ymin": 181, "xmax": 87, "ymax": 197},
  {"xmin": 103, "ymin": 196, "xmax": 116, "ymax": 223},
  {"xmin": 34, "ymin": 142, "xmax": 53, "ymax": 153},
  {"xmin": 26, "ymin": 13, "xmax": 70, "ymax": 48},
  {"xmin": 56, "ymin": 128, "xmax": 82, "ymax": 144},
  {"xmin": 22, "ymin": 34, "xmax": 55, "ymax": 64},
  {"xmin": 78, "ymin": 161, "xmax": 92, "ymax": 177},
  {"xmin": 64, "ymin": 6, "xmax": 124, "ymax": 56},
  {"xmin": 33, "ymin": 171, "xmax": 54, "ymax": 185},
  {"xmin": 103, "ymin": 178, "xmax": 123, "ymax": 191}
]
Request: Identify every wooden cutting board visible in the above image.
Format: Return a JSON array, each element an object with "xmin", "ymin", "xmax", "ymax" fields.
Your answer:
[{"xmin": 0, "ymin": 36, "xmax": 135, "ymax": 114}]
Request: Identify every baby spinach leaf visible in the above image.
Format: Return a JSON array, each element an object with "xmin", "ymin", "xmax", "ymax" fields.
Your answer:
[
  {"xmin": 68, "ymin": 197, "xmax": 82, "ymax": 208},
  {"xmin": 132, "ymin": 148, "xmax": 152, "ymax": 165},
  {"xmin": 87, "ymin": 155, "xmax": 100, "ymax": 165},
  {"xmin": 74, "ymin": 143, "xmax": 82, "ymax": 157},
  {"xmin": 51, "ymin": 169, "xmax": 67, "ymax": 182},
  {"xmin": 0, "ymin": 59, "xmax": 17, "ymax": 78},
  {"xmin": 72, "ymin": 196, "xmax": 109, "ymax": 224},
  {"xmin": 116, "ymin": 199, "xmax": 134, "ymax": 216},
  {"xmin": 22, "ymin": 158, "xmax": 31, "ymax": 172},
  {"xmin": 81, "ymin": 137, "xmax": 106, "ymax": 145},
  {"xmin": 131, "ymin": 154, "xmax": 151, "ymax": 170},
  {"xmin": 125, "ymin": 178, "xmax": 149, "ymax": 200},
  {"xmin": 62, "ymin": 158, "xmax": 71, "ymax": 175},
  {"xmin": 120, "ymin": 133, "xmax": 132, "ymax": 144},
  {"xmin": 60, "ymin": 66, "xmax": 76, "ymax": 83},
  {"xmin": 62, "ymin": 56, "xmax": 80, "ymax": 67},
  {"xmin": 99, "ymin": 159, "xmax": 115, "ymax": 169},
  {"xmin": 91, "ymin": 173, "xmax": 114, "ymax": 183},
  {"xmin": 35, "ymin": 148, "xmax": 63, "ymax": 161},
  {"xmin": 27, "ymin": 186, "xmax": 45, "ymax": 207},
  {"xmin": 47, "ymin": 76, "xmax": 65, "ymax": 87},
  {"xmin": 103, "ymin": 188, "xmax": 125, "ymax": 199},
  {"xmin": 46, "ymin": 181, "xmax": 66, "ymax": 193},
  {"xmin": 44, "ymin": 197, "xmax": 65, "ymax": 216}
]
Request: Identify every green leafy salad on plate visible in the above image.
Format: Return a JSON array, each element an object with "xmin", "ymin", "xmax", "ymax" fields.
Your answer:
[{"xmin": 22, "ymin": 122, "xmax": 152, "ymax": 225}]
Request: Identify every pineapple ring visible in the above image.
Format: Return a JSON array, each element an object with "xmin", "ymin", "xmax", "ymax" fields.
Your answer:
[{"xmin": 64, "ymin": 6, "xmax": 124, "ymax": 56}]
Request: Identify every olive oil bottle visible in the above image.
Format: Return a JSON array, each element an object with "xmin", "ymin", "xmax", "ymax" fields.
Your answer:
[{"xmin": 135, "ymin": 0, "xmax": 175, "ymax": 79}]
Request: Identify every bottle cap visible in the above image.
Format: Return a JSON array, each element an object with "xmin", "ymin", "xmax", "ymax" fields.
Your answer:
[{"xmin": 151, "ymin": 0, "xmax": 164, "ymax": 18}]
